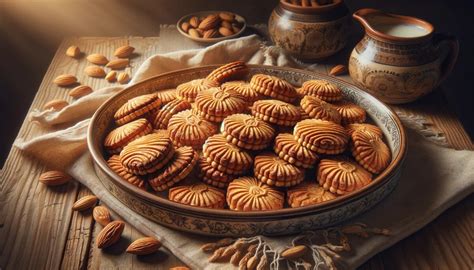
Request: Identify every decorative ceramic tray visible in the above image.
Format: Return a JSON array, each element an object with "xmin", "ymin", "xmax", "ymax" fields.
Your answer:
[{"xmin": 87, "ymin": 65, "xmax": 406, "ymax": 237}]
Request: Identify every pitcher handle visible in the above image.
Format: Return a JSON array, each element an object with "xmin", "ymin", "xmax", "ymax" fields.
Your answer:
[{"xmin": 433, "ymin": 33, "xmax": 459, "ymax": 85}]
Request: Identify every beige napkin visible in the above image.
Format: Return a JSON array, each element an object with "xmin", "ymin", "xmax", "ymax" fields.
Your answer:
[{"xmin": 15, "ymin": 35, "xmax": 474, "ymax": 269}]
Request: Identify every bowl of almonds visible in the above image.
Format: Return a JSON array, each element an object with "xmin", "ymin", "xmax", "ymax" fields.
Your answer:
[{"xmin": 177, "ymin": 11, "xmax": 247, "ymax": 43}]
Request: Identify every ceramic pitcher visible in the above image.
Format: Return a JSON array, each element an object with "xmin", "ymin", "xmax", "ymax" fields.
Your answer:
[{"xmin": 348, "ymin": 9, "xmax": 459, "ymax": 104}]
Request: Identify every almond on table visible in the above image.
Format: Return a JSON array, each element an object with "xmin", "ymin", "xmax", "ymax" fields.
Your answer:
[
  {"xmin": 66, "ymin": 45, "xmax": 81, "ymax": 58},
  {"xmin": 114, "ymin": 45, "xmax": 135, "ymax": 58},
  {"xmin": 39, "ymin": 171, "xmax": 72, "ymax": 186},
  {"xmin": 86, "ymin": 53, "xmax": 109, "ymax": 65},
  {"xmin": 53, "ymin": 74, "xmax": 77, "ymax": 87}
]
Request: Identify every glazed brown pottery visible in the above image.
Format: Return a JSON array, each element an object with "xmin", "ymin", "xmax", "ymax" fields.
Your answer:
[
  {"xmin": 349, "ymin": 8, "xmax": 459, "ymax": 104},
  {"xmin": 268, "ymin": 0, "xmax": 351, "ymax": 61}
]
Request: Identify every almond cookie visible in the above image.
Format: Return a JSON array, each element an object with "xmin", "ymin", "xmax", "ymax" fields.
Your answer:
[
  {"xmin": 114, "ymin": 93, "xmax": 162, "ymax": 125},
  {"xmin": 287, "ymin": 183, "xmax": 336, "ymax": 207},
  {"xmin": 294, "ymin": 119, "xmax": 349, "ymax": 155},
  {"xmin": 107, "ymin": 155, "xmax": 147, "ymax": 190},
  {"xmin": 221, "ymin": 114, "xmax": 275, "ymax": 150},
  {"xmin": 317, "ymin": 157, "xmax": 372, "ymax": 195},
  {"xmin": 104, "ymin": 118, "xmax": 153, "ymax": 154},
  {"xmin": 334, "ymin": 101, "xmax": 367, "ymax": 125},
  {"xmin": 254, "ymin": 152, "xmax": 305, "ymax": 187},
  {"xmin": 152, "ymin": 99, "xmax": 192, "ymax": 129},
  {"xmin": 227, "ymin": 176, "xmax": 284, "ymax": 211},
  {"xmin": 148, "ymin": 146, "xmax": 199, "ymax": 191},
  {"xmin": 351, "ymin": 130, "xmax": 391, "ymax": 174},
  {"xmin": 176, "ymin": 79, "xmax": 218, "ymax": 102},
  {"xmin": 203, "ymin": 134, "xmax": 253, "ymax": 175},
  {"xmin": 298, "ymin": 80, "xmax": 343, "ymax": 102},
  {"xmin": 221, "ymin": 80, "xmax": 261, "ymax": 103},
  {"xmin": 155, "ymin": 89, "xmax": 177, "ymax": 105},
  {"xmin": 300, "ymin": 95, "xmax": 342, "ymax": 124},
  {"xmin": 120, "ymin": 133, "xmax": 175, "ymax": 175},
  {"xmin": 194, "ymin": 87, "xmax": 247, "ymax": 122},
  {"xmin": 198, "ymin": 157, "xmax": 235, "ymax": 189},
  {"xmin": 167, "ymin": 109, "xmax": 218, "ymax": 149},
  {"xmin": 250, "ymin": 74, "xmax": 298, "ymax": 103},
  {"xmin": 206, "ymin": 61, "xmax": 249, "ymax": 84},
  {"xmin": 252, "ymin": 99, "xmax": 301, "ymax": 126},
  {"xmin": 169, "ymin": 183, "xmax": 225, "ymax": 209},
  {"xmin": 346, "ymin": 123, "xmax": 383, "ymax": 137},
  {"xmin": 274, "ymin": 133, "xmax": 319, "ymax": 169}
]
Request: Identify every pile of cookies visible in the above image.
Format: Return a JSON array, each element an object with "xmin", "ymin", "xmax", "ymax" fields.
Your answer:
[
  {"xmin": 103, "ymin": 61, "xmax": 392, "ymax": 212},
  {"xmin": 180, "ymin": 12, "xmax": 244, "ymax": 40}
]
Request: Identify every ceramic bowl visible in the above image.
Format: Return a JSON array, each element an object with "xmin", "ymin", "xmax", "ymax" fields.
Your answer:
[
  {"xmin": 88, "ymin": 65, "xmax": 407, "ymax": 237},
  {"xmin": 176, "ymin": 11, "xmax": 247, "ymax": 44}
]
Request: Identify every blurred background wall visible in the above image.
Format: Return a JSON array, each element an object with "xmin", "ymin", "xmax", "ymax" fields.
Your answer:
[{"xmin": 0, "ymin": 0, "xmax": 473, "ymax": 165}]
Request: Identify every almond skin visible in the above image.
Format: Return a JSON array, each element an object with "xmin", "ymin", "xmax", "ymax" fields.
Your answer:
[
  {"xmin": 86, "ymin": 53, "xmax": 109, "ymax": 65},
  {"xmin": 66, "ymin": 46, "xmax": 81, "ymax": 58},
  {"xmin": 198, "ymin": 14, "xmax": 220, "ymax": 30},
  {"xmin": 39, "ymin": 171, "xmax": 72, "ymax": 186},
  {"xmin": 85, "ymin": 66, "xmax": 106, "ymax": 78},
  {"xmin": 43, "ymin": 99, "xmax": 69, "ymax": 111},
  {"xmin": 188, "ymin": 28, "xmax": 201, "ymax": 38},
  {"xmin": 93, "ymin": 206, "xmax": 111, "ymax": 226},
  {"xmin": 203, "ymin": 29, "xmax": 218, "ymax": 39},
  {"xmin": 69, "ymin": 85, "xmax": 93, "ymax": 99},
  {"xmin": 114, "ymin": 45, "xmax": 135, "ymax": 58},
  {"xmin": 126, "ymin": 237, "xmax": 162, "ymax": 255},
  {"xmin": 117, "ymin": 72, "xmax": 130, "ymax": 84},
  {"xmin": 280, "ymin": 245, "xmax": 307, "ymax": 259},
  {"xmin": 105, "ymin": 71, "xmax": 117, "ymax": 82},
  {"xmin": 329, "ymin": 64, "xmax": 347, "ymax": 76},
  {"xmin": 72, "ymin": 195, "xmax": 98, "ymax": 211},
  {"xmin": 96, "ymin": 220, "xmax": 125, "ymax": 249},
  {"xmin": 189, "ymin": 16, "xmax": 200, "ymax": 28},
  {"xmin": 219, "ymin": 27, "xmax": 234, "ymax": 37},
  {"xmin": 181, "ymin": 22, "xmax": 191, "ymax": 32},
  {"xmin": 106, "ymin": 59, "xmax": 129, "ymax": 70},
  {"xmin": 53, "ymin": 74, "xmax": 77, "ymax": 86},
  {"xmin": 219, "ymin": 12, "xmax": 235, "ymax": 22}
]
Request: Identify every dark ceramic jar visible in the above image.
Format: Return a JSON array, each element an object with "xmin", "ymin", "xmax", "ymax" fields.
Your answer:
[{"xmin": 268, "ymin": 0, "xmax": 351, "ymax": 61}]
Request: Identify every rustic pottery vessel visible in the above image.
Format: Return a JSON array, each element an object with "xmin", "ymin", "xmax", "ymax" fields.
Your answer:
[
  {"xmin": 349, "ymin": 9, "xmax": 459, "ymax": 104},
  {"xmin": 88, "ymin": 65, "xmax": 406, "ymax": 237},
  {"xmin": 268, "ymin": 0, "xmax": 351, "ymax": 61}
]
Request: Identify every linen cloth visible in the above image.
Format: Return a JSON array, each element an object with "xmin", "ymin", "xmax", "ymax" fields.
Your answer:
[{"xmin": 15, "ymin": 35, "xmax": 474, "ymax": 269}]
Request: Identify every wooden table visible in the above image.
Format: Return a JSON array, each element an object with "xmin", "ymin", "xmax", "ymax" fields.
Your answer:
[{"xmin": 1, "ymin": 32, "xmax": 473, "ymax": 269}]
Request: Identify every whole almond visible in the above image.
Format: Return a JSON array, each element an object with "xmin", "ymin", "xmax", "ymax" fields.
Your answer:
[
  {"xmin": 87, "ymin": 54, "xmax": 109, "ymax": 65},
  {"xmin": 66, "ymin": 46, "xmax": 81, "ymax": 58},
  {"xmin": 39, "ymin": 171, "xmax": 72, "ymax": 186},
  {"xmin": 72, "ymin": 195, "xmax": 98, "ymax": 211},
  {"xmin": 219, "ymin": 27, "xmax": 234, "ymax": 37},
  {"xmin": 85, "ymin": 66, "xmax": 106, "ymax": 78},
  {"xmin": 181, "ymin": 22, "xmax": 191, "ymax": 32},
  {"xmin": 43, "ymin": 99, "xmax": 69, "ymax": 111},
  {"xmin": 105, "ymin": 71, "xmax": 117, "ymax": 82},
  {"xmin": 117, "ymin": 72, "xmax": 130, "ymax": 84},
  {"xmin": 188, "ymin": 28, "xmax": 201, "ymax": 38},
  {"xmin": 198, "ymin": 14, "xmax": 220, "ymax": 30},
  {"xmin": 114, "ymin": 45, "xmax": 135, "ymax": 58},
  {"xmin": 126, "ymin": 237, "xmax": 162, "ymax": 255},
  {"xmin": 93, "ymin": 206, "xmax": 111, "ymax": 226},
  {"xmin": 221, "ymin": 20, "xmax": 232, "ymax": 30},
  {"xmin": 97, "ymin": 220, "xmax": 125, "ymax": 249},
  {"xmin": 329, "ymin": 64, "xmax": 348, "ymax": 76},
  {"xmin": 203, "ymin": 29, "xmax": 218, "ymax": 39},
  {"xmin": 280, "ymin": 245, "xmax": 308, "ymax": 259},
  {"xmin": 106, "ymin": 59, "xmax": 129, "ymax": 70},
  {"xmin": 53, "ymin": 74, "xmax": 77, "ymax": 87},
  {"xmin": 189, "ymin": 16, "xmax": 200, "ymax": 28},
  {"xmin": 69, "ymin": 85, "xmax": 93, "ymax": 99},
  {"xmin": 219, "ymin": 12, "xmax": 235, "ymax": 22}
]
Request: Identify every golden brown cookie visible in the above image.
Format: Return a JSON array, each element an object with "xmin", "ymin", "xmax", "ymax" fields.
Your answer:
[
  {"xmin": 107, "ymin": 155, "xmax": 147, "ymax": 190},
  {"xmin": 221, "ymin": 80, "xmax": 261, "ymax": 103},
  {"xmin": 254, "ymin": 152, "xmax": 305, "ymax": 187},
  {"xmin": 274, "ymin": 133, "xmax": 319, "ymax": 168},
  {"xmin": 298, "ymin": 80, "xmax": 343, "ymax": 102},
  {"xmin": 351, "ymin": 130, "xmax": 391, "ymax": 174},
  {"xmin": 194, "ymin": 87, "xmax": 247, "ymax": 122},
  {"xmin": 148, "ymin": 146, "xmax": 199, "ymax": 191},
  {"xmin": 294, "ymin": 119, "xmax": 349, "ymax": 154},
  {"xmin": 206, "ymin": 61, "xmax": 249, "ymax": 84},
  {"xmin": 167, "ymin": 109, "xmax": 218, "ymax": 149},
  {"xmin": 346, "ymin": 123, "xmax": 383, "ymax": 137},
  {"xmin": 251, "ymin": 99, "xmax": 301, "ymax": 126},
  {"xmin": 176, "ymin": 78, "xmax": 218, "ymax": 102},
  {"xmin": 104, "ymin": 118, "xmax": 153, "ymax": 154},
  {"xmin": 152, "ymin": 99, "xmax": 191, "ymax": 129},
  {"xmin": 203, "ymin": 134, "xmax": 253, "ymax": 175},
  {"xmin": 119, "ymin": 133, "xmax": 175, "ymax": 175},
  {"xmin": 250, "ymin": 74, "xmax": 298, "ymax": 103},
  {"xmin": 198, "ymin": 156, "xmax": 235, "ymax": 189},
  {"xmin": 317, "ymin": 157, "xmax": 372, "ymax": 195},
  {"xmin": 334, "ymin": 101, "xmax": 367, "ymax": 125},
  {"xmin": 169, "ymin": 183, "xmax": 225, "ymax": 209},
  {"xmin": 298, "ymin": 106, "xmax": 311, "ymax": 120},
  {"xmin": 287, "ymin": 183, "xmax": 336, "ymax": 207},
  {"xmin": 221, "ymin": 114, "xmax": 275, "ymax": 150},
  {"xmin": 226, "ymin": 176, "xmax": 284, "ymax": 211},
  {"xmin": 114, "ymin": 93, "xmax": 162, "ymax": 125},
  {"xmin": 155, "ymin": 88, "xmax": 177, "ymax": 105},
  {"xmin": 300, "ymin": 95, "xmax": 342, "ymax": 124}
]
